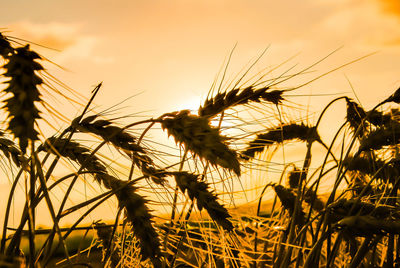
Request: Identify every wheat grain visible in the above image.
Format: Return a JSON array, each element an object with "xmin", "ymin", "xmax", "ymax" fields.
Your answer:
[
  {"xmin": 72, "ymin": 115, "xmax": 143, "ymax": 153},
  {"xmin": 40, "ymin": 137, "xmax": 112, "ymax": 187}
]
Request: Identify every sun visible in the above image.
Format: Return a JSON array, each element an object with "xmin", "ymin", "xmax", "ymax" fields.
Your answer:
[{"xmin": 174, "ymin": 95, "xmax": 202, "ymax": 114}]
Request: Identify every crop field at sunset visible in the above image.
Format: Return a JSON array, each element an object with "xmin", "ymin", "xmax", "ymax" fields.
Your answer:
[{"xmin": 1, "ymin": 1, "xmax": 400, "ymax": 267}]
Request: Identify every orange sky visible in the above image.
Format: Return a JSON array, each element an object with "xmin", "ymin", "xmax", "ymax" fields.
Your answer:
[
  {"xmin": 1, "ymin": 0, "xmax": 400, "ymax": 226},
  {"xmin": 2, "ymin": 0, "xmax": 399, "ymax": 114}
]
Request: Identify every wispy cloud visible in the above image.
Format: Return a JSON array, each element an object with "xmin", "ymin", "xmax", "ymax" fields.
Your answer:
[
  {"xmin": 8, "ymin": 21, "xmax": 79, "ymax": 50},
  {"xmin": 7, "ymin": 21, "xmax": 114, "ymax": 65}
]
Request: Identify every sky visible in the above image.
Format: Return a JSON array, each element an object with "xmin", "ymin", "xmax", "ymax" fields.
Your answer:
[
  {"xmin": 1, "ymin": 0, "xmax": 400, "ymax": 113},
  {"xmin": 1, "ymin": 0, "xmax": 400, "ymax": 226}
]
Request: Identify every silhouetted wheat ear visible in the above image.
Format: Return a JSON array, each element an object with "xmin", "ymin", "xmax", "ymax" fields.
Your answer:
[
  {"xmin": 161, "ymin": 110, "xmax": 240, "ymax": 176},
  {"xmin": 273, "ymin": 185, "xmax": 305, "ymax": 225},
  {"xmin": 358, "ymin": 122, "xmax": 400, "ymax": 152},
  {"xmin": 287, "ymin": 166, "xmax": 300, "ymax": 189},
  {"xmin": 2, "ymin": 45, "xmax": 43, "ymax": 153},
  {"xmin": 95, "ymin": 222, "xmax": 120, "ymax": 267},
  {"xmin": 303, "ymin": 188, "xmax": 324, "ymax": 211},
  {"xmin": 380, "ymin": 86, "xmax": 400, "ymax": 105},
  {"xmin": 367, "ymin": 109, "xmax": 398, "ymax": 127},
  {"xmin": 0, "ymin": 131, "xmax": 25, "ymax": 167},
  {"xmin": 72, "ymin": 115, "xmax": 167, "ymax": 185},
  {"xmin": 198, "ymin": 86, "xmax": 284, "ymax": 117},
  {"xmin": 172, "ymin": 171, "xmax": 234, "ymax": 231},
  {"xmin": 345, "ymin": 98, "xmax": 367, "ymax": 138},
  {"xmin": 108, "ymin": 177, "xmax": 162, "ymax": 265},
  {"xmin": 342, "ymin": 155, "xmax": 399, "ymax": 184},
  {"xmin": 39, "ymin": 137, "xmax": 113, "ymax": 187},
  {"xmin": 241, "ymin": 123, "xmax": 320, "ymax": 159},
  {"xmin": 0, "ymin": 33, "xmax": 13, "ymax": 58},
  {"xmin": 72, "ymin": 115, "xmax": 144, "ymax": 153},
  {"xmin": 335, "ymin": 215, "xmax": 400, "ymax": 236},
  {"xmin": 328, "ymin": 199, "xmax": 368, "ymax": 222}
]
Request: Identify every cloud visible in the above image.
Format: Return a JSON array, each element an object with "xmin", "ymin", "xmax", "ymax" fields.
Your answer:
[
  {"xmin": 7, "ymin": 21, "xmax": 114, "ymax": 65},
  {"xmin": 9, "ymin": 21, "xmax": 80, "ymax": 50}
]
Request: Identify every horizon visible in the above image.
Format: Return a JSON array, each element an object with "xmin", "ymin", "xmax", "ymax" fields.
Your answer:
[{"xmin": 1, "ymin": 0, "xmax": 400, "ymax": 228}]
